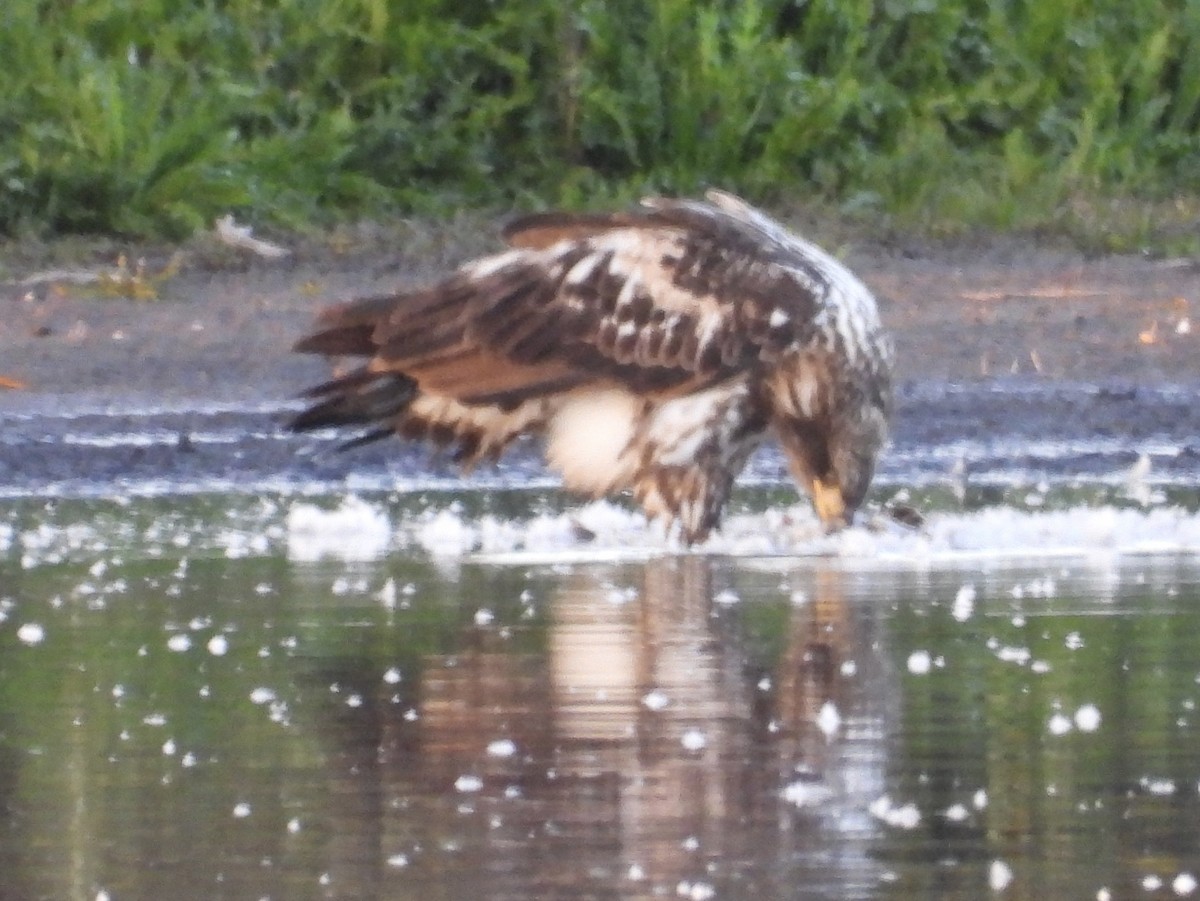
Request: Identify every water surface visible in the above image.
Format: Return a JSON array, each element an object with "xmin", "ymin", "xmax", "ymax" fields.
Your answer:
[{"xmin": 3, "ymin": 492, "xmax": 1200, "ymax": 899}]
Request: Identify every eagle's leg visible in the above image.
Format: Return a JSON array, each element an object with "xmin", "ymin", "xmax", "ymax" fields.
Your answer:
[{"xmin": 625, "ymin": 383, "xmax": 767, "ymax": 545}]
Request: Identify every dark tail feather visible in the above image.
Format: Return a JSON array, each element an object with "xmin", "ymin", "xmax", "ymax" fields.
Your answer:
[
  {"xmin": 336, "ymin": 427, "xmax": 396, "ymax": 452},
  {"xmin": 289, "ymin": 372, "xmax": 416, "ymax": 434},
  {"xmin": 298, "ymin": 367, "xmax": 381, "ymax": 400}
]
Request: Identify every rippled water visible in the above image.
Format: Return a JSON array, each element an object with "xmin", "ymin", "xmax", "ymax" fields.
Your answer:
[{"xmin": 4, "ymin": 492, "xmax": 1200, "ymax": 900}]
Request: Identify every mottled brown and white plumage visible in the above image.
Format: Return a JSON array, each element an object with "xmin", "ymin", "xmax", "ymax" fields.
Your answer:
[{"xmin": 290, "ymin": 190, "xmax": 893, "ymax": 544}]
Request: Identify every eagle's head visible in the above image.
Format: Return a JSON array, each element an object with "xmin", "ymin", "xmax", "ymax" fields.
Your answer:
[
  {"xmin": 819, "ymin": 392, "xmax": 891, "ymax": 530},
  {"xmin": 773, "ymin": 345, "xmax": 893, "ymax": 532}
]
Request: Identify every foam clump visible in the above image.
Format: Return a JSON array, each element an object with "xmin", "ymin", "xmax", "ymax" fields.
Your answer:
[
  {"xmin": 284, "ymin": 495, "xmax": 1200, "ymax": 564},
  {"xmin": 483, "ymin": 503, "xmax": 1200, "ymax": 563},
  {"xmin": 914, "ymin": 506, "xmax": 1200, "ymax": 558},
  {"xmin": 415, "ymin": 509, "xmax": 480, "ymax": 558},
  {"xmin": 430, "ymin": 501, "xmax": 660, "ymax": 560},
  {"xmin": 286, "ymin": 496, "xmax": 392, "ymax": 561}
]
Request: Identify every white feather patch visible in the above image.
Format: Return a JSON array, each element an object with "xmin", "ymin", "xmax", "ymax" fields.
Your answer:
[
  {"xmin": 408, "ymin": 394, "xmax": 544, "ymax": 454},
  {"xmin": 545, "ymin": 389, "xmax": 641, "ymax": 494},
  {"xmin": 461, "ymin": 248, "xmax": 525, "ymax": 279},
  {"xmin": 793, "ymin": 361, "xmax": 823, "ymax": 418},
  {"xmin": 642, "ymin": 382, "xmax": 749, "ymax": 466},
  {"xmin": 642, "ymin": 394, "xmax": 713, "ymax": 466},
  {"xmin": 565, "ymin": 253, "xmax": 602, "ymax": 285}
]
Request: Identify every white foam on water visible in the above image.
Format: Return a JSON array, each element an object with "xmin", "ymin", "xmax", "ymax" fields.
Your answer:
[
  {"xmin": 286, "ymin": 496, "xmax": 392, "ymax": 562},
  {"xmin": 15, "ymin": 491, "xmax": 1200, "ymax": 568},
  {"xmin": 906, "ymin": 651, "xmax": 932, "ymax": 675},
  {"xmin": 952, "ymin": 583, "xmax": 977, "ymax": 621},
  {"xmin": 16, "ymin": 623, "xmax": 45, "ymax": 646},
  {"xmin": 869, "ymin": 794, "xmax": 921, "ymax": 829},
  {"xmin": 274, "ymin": 493, "xmax": 1200, "ymax": 564},
  {"xmin": 486, "ymin": 739, "xmax": 517, "ymax": 758},
  {"xmin": 816, "ymin": 701, "xmax": 841, "ymax": 738},
  {"xmin": 462, "ymin": 501, "xmax": 1200, "ymax": 565},
  {"xmin": 415, "ymin": 509, "xmax": 480, "ymax": 558},
  {"xmin": 454, "ymin": 774, "xmax": 483, "ymax": 793},
  {"xmin": 989, "ymin": 860, "xmax": 1014, "ymax": 892},
  {"xmin": 781, "ymin": 778, "xmax": 835, "ymax": 808},
  {"xmin": 206, "ymin": 635, "xmax": 229, "ymax": 656},
  {"xmin": 1074, "ymin": 704, "xmax": 1102, "ymax": 732}
]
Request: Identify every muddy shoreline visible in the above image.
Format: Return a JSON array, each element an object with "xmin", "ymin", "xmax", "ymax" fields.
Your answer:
[{"xmin": 3, "ymin": 231, "xmax": 1199, "ymax": 495}]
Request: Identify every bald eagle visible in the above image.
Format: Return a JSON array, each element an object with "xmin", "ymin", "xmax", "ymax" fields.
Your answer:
[{"xmin": 290, "ymin": 190, "xmax": 892, "ymax": 544}]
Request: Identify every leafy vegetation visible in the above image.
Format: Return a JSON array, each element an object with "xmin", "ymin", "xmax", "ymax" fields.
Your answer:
[{"xmin": 2, "ymin": 0, "xmax": 1199, "ymax": 245}]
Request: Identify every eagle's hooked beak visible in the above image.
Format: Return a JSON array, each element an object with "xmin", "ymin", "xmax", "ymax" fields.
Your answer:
[{"xmin": 810, "ymin": 478, "xmax": 850, "ymax": 532}]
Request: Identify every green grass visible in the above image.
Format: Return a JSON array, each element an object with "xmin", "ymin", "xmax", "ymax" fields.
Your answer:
[{"xmin": 2, "ymin": 0, "xmax": 1199, "ymax": 248}]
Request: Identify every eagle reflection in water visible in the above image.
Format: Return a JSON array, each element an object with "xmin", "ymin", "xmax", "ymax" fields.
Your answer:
[{"xmin": 309, "ymin": 558, "xmax": 892, "ymax": 898}]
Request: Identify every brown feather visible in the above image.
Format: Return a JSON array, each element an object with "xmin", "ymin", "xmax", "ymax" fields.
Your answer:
[
  {"xmin": 292, "ymin": 324, "xmax": 376, "ymax": 356},
  {"xmin": 397, "ymin": 348, "xmax": 581, "ymax": 407},
  {"xmin": 501, "ymin": 212, "xmax": 642, "ymax": 249}
]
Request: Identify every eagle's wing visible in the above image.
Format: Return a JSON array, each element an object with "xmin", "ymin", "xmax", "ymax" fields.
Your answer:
[{"xmin": 295, "ymin": 192, "xmax": 838, "ymax": 410}]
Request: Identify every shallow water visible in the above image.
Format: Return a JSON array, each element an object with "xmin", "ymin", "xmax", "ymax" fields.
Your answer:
[
  {"xmin": 4, "ymin": 380, "xmax": 1200, "ymax": 500},
  {"xmin": 4, "ymin": 491, "xmax": 1200, "ymax": 900}
]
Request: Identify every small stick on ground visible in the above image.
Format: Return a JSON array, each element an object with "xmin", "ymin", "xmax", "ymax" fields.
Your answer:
[{"xmin": 960, "ymin": 287, "xmax": 1107, "ymax": 302}]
